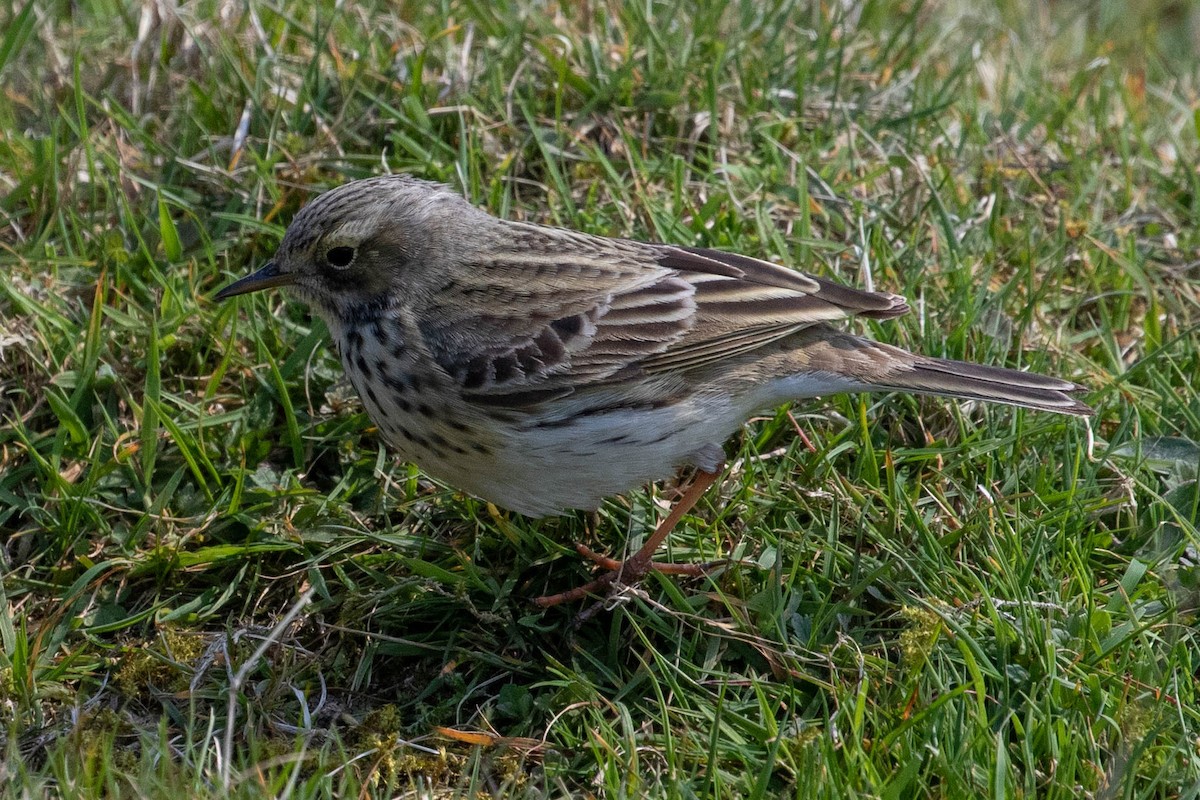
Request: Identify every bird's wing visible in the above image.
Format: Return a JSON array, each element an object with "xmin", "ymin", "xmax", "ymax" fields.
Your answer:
[
  {"xmin": 641, "ymin": 246, "xmax": 907, "ymax": 374},
  {"xmin": 418, "ymin": 228, "xmax": 908, "ymax": 409}
]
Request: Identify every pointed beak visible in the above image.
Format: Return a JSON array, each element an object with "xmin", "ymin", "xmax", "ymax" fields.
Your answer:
[{"xmin": 214, "ymin": 262, "xmax": 295, "ymax": 300}]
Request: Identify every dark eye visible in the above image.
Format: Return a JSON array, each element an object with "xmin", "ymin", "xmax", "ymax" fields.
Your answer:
[{"xmin": 325, "ymin": 246, "xmax": 356, "ymax": 269}]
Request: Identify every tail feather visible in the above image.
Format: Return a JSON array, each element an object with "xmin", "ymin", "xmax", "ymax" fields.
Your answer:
[{"xmin": 878, "ymin": 356, "xmax": 1092, "ymax": 416}]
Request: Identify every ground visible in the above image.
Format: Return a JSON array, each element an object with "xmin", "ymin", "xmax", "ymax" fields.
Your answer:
[{"xmin": 1, "ymin": 0, "xmax": 1198, "ymax": 797}]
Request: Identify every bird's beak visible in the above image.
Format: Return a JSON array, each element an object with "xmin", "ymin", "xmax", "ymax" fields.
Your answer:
[{"xmin": 214, "ymin": 261, "xmax": 295, "ymax": 300}]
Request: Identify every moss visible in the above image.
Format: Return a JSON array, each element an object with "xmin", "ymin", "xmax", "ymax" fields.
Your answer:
[
  {"xmin": 113, "ymin": 628, "xmax": 209, "ymax": 696},
  {"xmin": 898, "ymin": 604, "xmax": 944, "ymax": 672}
]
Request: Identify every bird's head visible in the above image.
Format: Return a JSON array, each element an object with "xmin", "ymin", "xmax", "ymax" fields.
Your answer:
[{"xmin": 216, "ymin": 174, "xmax": 470, "ymax": 323}]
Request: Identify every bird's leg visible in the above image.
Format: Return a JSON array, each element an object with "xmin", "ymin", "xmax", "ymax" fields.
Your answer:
[{"xmin": 532, "ymin": 468, "xmax": 722, "ymax": 607}]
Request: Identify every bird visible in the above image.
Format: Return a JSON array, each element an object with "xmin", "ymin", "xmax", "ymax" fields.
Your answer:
[{"xmin": 216, "ymin": 174, "xmax": 1091, "ymax": 606}]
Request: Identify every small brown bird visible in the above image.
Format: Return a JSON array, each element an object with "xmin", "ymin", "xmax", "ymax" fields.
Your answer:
[{"xmin": 218, "ymin": 175, "xmax": 1091, "ymax": 605}]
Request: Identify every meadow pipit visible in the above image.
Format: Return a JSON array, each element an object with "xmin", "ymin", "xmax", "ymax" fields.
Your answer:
[{"xmin": 217, "ymin": 175, "xmax": 1091, "ymax": 605}]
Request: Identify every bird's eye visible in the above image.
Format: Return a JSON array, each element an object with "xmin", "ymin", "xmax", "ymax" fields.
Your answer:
[{"xmin": 325, "ymin": 246, "xmax": 356, "ymax": 269}]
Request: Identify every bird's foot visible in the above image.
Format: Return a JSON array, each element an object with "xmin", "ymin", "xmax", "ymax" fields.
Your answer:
[
  {"xmin": 531, "ymin": 543, "xmax": 722, "ymax": 608},
  {"xmin": 531, "ymin": 468, "xmax": 723, "ymax": 608}
]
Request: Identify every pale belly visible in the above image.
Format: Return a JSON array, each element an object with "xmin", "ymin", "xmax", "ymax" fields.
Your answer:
[
  {"xmin": 357, "ymin": 378, "xmax": 742, "ymax": 517},
  {"xmin": 435, "ymin": 400, "xmax": 739, "ymax": 516},
  {"xmin": 336, "ymin": 317, "xmax": 863, "ymax": 517}
]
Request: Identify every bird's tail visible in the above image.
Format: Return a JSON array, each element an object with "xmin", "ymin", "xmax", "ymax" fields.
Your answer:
[{"xmin": 869, "ymin": 343, "xmax": 1092, "ymax": 416}]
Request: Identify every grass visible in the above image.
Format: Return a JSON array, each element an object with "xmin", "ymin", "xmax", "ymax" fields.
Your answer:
[{"xmin": 2, "ymin": 0, "xmax": 1199, "ymax": 796}]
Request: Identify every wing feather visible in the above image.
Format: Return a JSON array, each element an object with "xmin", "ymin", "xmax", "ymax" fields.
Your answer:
[{"xmin": 417, "ymin": 226, "xmax": 909, "ymax": 409}]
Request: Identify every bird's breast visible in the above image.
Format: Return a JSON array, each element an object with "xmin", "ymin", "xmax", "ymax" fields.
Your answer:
[
  {"xmin": 334, "ymin": 320, "xmax": 751, "ymax": 516},
  {"xmin": 337, "ymin": 319, "xmax": 498, "ymax": 464}
]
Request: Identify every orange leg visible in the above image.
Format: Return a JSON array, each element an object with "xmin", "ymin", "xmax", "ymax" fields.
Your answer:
[{"xmin": 533, "ymin": 468, "xmax": 722, "ymax": 607}]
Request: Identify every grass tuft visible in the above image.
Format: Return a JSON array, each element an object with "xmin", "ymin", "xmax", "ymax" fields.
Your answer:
[{"xmin": 2, "ymin": 0, "xmax": 1199, "ymax": 796}]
